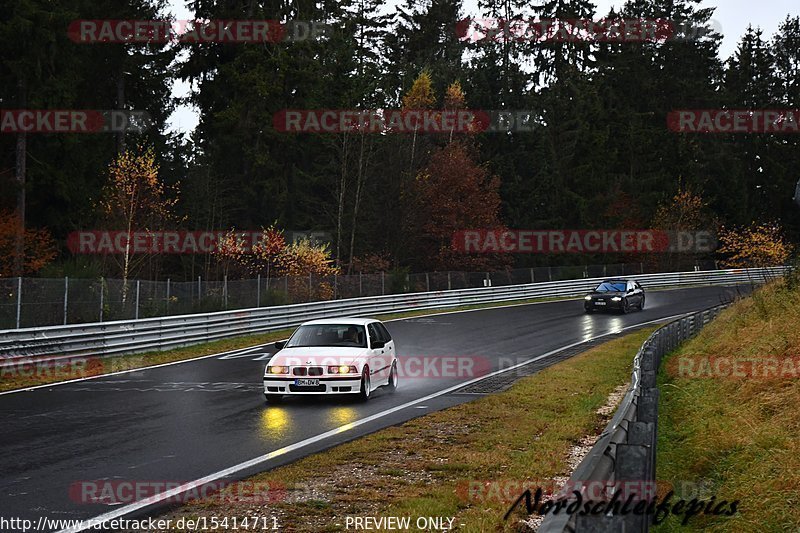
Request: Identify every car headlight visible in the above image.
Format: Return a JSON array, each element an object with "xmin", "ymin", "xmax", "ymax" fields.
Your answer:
[
  {"xmin": 611, "ymin": 297, "xmax": 622, "ymax": 301},
  {"xmin": 328, "ymin": 365, "xmax": 357, "ymax": 374},
  {"xmin": 267, "ymin": 365, "xmax": 289, "ymax": 374},
  {"xmin": 584, "ymin": 295, "xmax": 592, "ymax": 301}
]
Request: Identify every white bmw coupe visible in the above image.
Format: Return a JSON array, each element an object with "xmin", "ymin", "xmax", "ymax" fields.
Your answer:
[{"xmin": 263, "ymin": 318, "xmax": 398, "ymax": 402}]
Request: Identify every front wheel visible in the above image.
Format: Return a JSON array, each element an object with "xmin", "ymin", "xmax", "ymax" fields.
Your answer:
[
  {"xmin": 639, "ymin": 296, "xmax": 646, "ymax": 310},
  {"xmin": 358, "ymin": 367, "xmax": 371, "ymax": 402},
  {"xmin": 385, "ymin": 361, "xmax": 398, "ymax": 391},
  {"xmin": 621, "ymin": 298, "xmax": 630, "ymax": 314}
]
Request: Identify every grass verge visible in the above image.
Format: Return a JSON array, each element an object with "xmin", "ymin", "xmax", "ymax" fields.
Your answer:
[
  {"xmin": 655, "ymin": 278, "xmax": 800, "ymax": 532},
  {"xmin": 149, "ymin": 327, "xmax": 657, "ymax": 532},
  {"xmin": 0, "ymin": 295, "xmax": 575, "ymax": 393}
]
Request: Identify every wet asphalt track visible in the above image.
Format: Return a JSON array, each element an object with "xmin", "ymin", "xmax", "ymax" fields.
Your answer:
[{"xmin": 0, "ymin": 285, "xmax": 744, "ymax": 531}]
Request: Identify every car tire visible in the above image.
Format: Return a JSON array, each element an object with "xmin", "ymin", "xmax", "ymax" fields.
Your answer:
[
  {"xmin": 639, "ymin": 296, "xmax": 646, "ymax": 310},
  {"xmin": 358, "ymin": 367, "xmax": 371, "ymax": 402},
  {"xmin": 264, "ymin": 394, "xmax": 283, "ymax": 403},
  {"xmin": 385, "ymin": 361, "xmax": 398, "ymax": 391},
  {"xmin": 621, "ymin": 298, "xmax": 630, "ymax": 314},
  {"xmin": 585, "ymin": 308, "xmax": 594, "ymax": 314}
]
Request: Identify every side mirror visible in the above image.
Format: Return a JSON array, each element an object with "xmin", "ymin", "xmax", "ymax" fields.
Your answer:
[
  {"xmin": 275, "ymin": 341, "xmax": 286, "ymax": 350},
  {"xmin": 372, "ymin": 340, "xmax": 385, "ymax": 349}
]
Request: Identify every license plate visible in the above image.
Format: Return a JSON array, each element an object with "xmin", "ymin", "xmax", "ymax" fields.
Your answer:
[
  {"xmin": 594, "ymin": 301, "xmax": 606, "ymax": 306},
  {"xmin": 295, "ymin": 379, "xmax": 320, "ymax": 387}
]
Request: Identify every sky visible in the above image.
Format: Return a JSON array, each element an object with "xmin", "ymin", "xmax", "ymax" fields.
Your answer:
[{"xmin": 165, "ymin": 0, "xmax": 800, "ymax": 134}]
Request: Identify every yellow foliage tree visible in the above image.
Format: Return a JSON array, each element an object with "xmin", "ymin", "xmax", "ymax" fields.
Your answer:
[
  {"xmin": 402, "ymin": 71, "xmax": 435, "ymax": 110},
  {"xmin": 99, "ymin": 146, "xmax": 179, "ymax": 291},
  {"xmin": 717, "ymin": 222, "xmax": 793, "ymax": 268},
  {"xmin": 278, "ymin": 238, "xmax": 340, "ymax": 301}
]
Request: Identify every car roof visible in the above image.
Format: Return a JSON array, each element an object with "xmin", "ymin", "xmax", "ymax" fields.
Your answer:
[
  {"xmin": 300, "ymin": 317, "xmax": 378, "ymax": 326},
  {"xmin": 600, "ymin": 279, "xmax": 635, "ymax": 283}
]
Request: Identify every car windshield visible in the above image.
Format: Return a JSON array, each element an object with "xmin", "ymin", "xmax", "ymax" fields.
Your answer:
[
  {"xmin": 285, "ymin": 324, "xmax": 367, "ymax": 348},
  {"xmin": 595, "ymin": 282, "xmax": 627, "ymax": 293}
]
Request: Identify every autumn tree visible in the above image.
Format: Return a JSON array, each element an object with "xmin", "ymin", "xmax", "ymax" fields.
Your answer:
[
  {"xmin": 213, "ymin": 225, "xmax": 286, "ymax": 279},
  {"xmin": 213, "ymin": 227, "xmax": 340, "ymax": 301},
  {"xmin": 402, "ymin": 70, "xmax": 436, "ymax": 170},
  {"xmin": 276, "ymin": 238, "xmax": 341, "ymax": 301},
  {"xmin": 351, "ymin": 253, "xmax": 391, "ymax": 274},
  {"xmin": 717, "ymin": 222, "xmax": 794, "ymax": 268},
  {"xmin": 649, "ymin": 186, "xmax": 717, "ymax": 271},
  {"xmin": 0, "ymin": 210, "xmax": 56, "ymax": 277},
  {"xmin": 410, "ymin": 141, "xmax": 510, "ymax": 271},
  {"xmin": 99, "ymin": 147, "xmax": 179, "ymax": 294}
]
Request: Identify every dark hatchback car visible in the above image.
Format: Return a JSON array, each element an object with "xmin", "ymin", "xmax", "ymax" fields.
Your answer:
[{"xmin": 584, "ymin": 279, "xmax": 645, "ymax": 314}]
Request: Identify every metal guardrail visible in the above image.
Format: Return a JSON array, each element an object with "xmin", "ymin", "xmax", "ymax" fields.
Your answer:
[
  {"xmin": 538, "ymin": 304, "xmax": 730, "ymax": 532},
  {"xmin": 0, "ymin": 267, "xmax": 786, "ymax": 362}
]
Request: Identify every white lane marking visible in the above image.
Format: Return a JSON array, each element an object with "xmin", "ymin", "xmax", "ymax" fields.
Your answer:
[
  {"xmin": 251, "ymin": 353, "xmax": 273, "ymax": 361},
  {"xmin": 56, "ymin": 313, "xmax": 680, "ymax": 533},
  {"xmin": 217, "ymin": 347, "xmax": 267, "ymax": 360}
]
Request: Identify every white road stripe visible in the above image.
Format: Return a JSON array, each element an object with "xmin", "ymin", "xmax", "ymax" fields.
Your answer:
[{"xmin": 56, "ymin": 313, "xmax": 681, "ymax": 533}]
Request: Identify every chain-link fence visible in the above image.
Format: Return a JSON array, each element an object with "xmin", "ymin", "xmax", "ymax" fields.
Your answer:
[{"xmin": 0, "ymin": 261, "xmax": 717, "ymax": 330}]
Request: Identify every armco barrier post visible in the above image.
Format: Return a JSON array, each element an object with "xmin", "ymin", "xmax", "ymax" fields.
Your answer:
[
  {"xmin": 135, "ymin": 280, "xmax": 140, "ymax": 320},
  {"xmin": 616, "ymin": 444, "xmax": 650, "ymax": 532},
  {"xmin": 99, "ymin": 277, "xmax": 104, "ymax": 322},
  {"xmin": 15, "ymin": 276, "xmax": 22, "ymax": 329},
  {"xmin": 63, "ymin": 276, "xmax": 69, "ymax": 325},
  {"xmin": 575, "ymin": 513, "xmax": 623, "ymax": 532},
  {"xmin": 637, "ymin": 393, "xmax": 658, "ymax": 425}
]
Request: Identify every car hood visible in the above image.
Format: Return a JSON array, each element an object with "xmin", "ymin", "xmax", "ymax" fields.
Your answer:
[{"xmin": 268, "ymin": 346, "xmax": 369, "ymax": 367}]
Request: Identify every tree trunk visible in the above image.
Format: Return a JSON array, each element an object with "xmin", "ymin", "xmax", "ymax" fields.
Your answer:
[
  {"xmin": 347, "ymin": 133, "xmax": 370, "ymax": 273},
  {"xmin": 13, "ymin": 78, "xmax": 27, "ymax": 277},
  {"xmin": 336, "ymin": 133, "xmax": 349, "ymax": 267}
]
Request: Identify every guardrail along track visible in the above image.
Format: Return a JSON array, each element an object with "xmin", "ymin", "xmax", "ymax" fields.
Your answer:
[
  {"xmin": 0, "ymin": 267, "xmax": 785, "ymax": 362},
  {"xmin": 538, "ymin": 305, "xmax": 730, "ymax": 533}
]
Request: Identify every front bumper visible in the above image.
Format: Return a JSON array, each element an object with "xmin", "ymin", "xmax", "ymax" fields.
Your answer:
[
  {"xmin": 263, "ymin": 376, "xmax": 362, "ymax": 395},
  {"xmin": 585, "ymin": 298, "xmax": 624, "ymax": 311}
]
